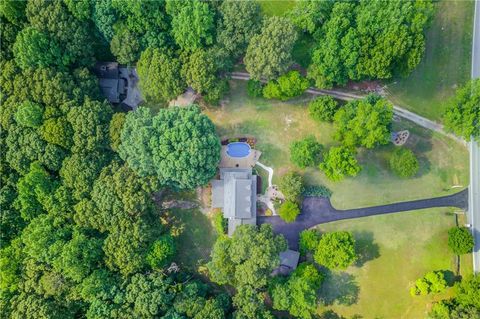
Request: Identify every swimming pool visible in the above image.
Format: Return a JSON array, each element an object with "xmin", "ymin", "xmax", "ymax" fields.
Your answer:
[{"xmin": 226, "ymin": 142, "xmax": 251, "ymax": 158}]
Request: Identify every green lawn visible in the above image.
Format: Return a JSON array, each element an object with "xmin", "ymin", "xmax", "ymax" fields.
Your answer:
[
  {"xmin": 258, "ymin": 0, "xmax": 296, "ymax": 16},
  {"xmin": 173, "ymin": 208, "xmax": 218, "ymax": 272},
  {"xmin": 314, "ymin": 209, "xmax": 473, "ymax": 318},
  {"xmin": 387, "ymin": 0, "xmax": 474, "ymax": 122},
  {"xmin": 207, "ymin": 80, "xmax": 469, "ymax": 209}
]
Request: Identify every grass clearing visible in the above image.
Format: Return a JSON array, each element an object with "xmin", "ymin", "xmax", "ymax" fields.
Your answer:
[
  {"xmin": 314, "ymin": 209, "xmax": 472, "ymax": 319},
  {"xmin": 258, "ymin": 0, "xmax": 296, "ymax": 17},
  {"xmin": 387, "ymin": 0, "xmax": 474, "ymax": 121},
  {"xmin": 173, "ymin": 208, "xmax": 218, "ymax": 272},
  {"xmin": 206, "ymin": 80, "xmax": 469, "ymax": 209}
]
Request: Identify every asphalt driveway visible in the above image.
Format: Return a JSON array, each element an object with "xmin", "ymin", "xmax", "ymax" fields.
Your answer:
[{"xmin": 258, "ymin": 189, "xmax": 469, "ymax": 249}]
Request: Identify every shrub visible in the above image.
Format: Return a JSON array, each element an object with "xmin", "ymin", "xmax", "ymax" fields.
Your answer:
[
  {"xmin": 308, "ymin": 96, "xmax": 339, "ymax": 122},
  {"xmin": 278, "ymin": 201, "xmax": 300, "ymax": 223},
  {"xmin": 314, "ymin": 231, "xmax": 357, "ymax": 269},
  {"xmin": 279, "ymin": 171, "xmax": 304, "ymax": 203},
  {"xmin": 263, "ymin": 71, "xmax": 310, "ymax": 101},
  {"xmin": 319, "ymin": 146, "xmax": 361, "ymax": 182},
  {"xmin": 302, "ymin": 185, "xmax": 332, "ymax": 198},
  {"xmin": 247, "ymin": 79, "xmax": 264, "ymax": 98},
  {"xmin": 299, "ymin": 229, "xmax": 320, "ymax": 255},
  {"xmin": 410, "ymin": 271, "xmax": 447, "ymax": 296},
  {"xmin": 146, "ymin": 235, "xmax": 176, "ymax": 269},
  {"xmin": 448, "ymin": 227, "xmax": 474, "ymax": 255},
  {"xmin": 389, "ymin": 148, "xmax": 419, "ymax": 178},
  {"xmin": 213, "ymin": 211, "xmax": 227, "ymax": 235},
  {"xmin": 289, "ymin": 136, "xmax": 323, "ymax": 168}
]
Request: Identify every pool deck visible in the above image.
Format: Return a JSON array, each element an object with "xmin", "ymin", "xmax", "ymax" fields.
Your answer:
[{"xmin": 219, "ymin": 145, "xmax": 261, "ymax": 169}]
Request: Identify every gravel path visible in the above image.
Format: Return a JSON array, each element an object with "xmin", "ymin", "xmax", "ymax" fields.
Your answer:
[{"xmin": 258, "ymin": 189, "xmax": 469, "ymax": 249}]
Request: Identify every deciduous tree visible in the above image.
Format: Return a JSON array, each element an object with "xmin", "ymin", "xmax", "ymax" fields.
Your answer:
[
  {"xmin": 314, "ymin": 231, "xmax": 357, "ymax": 269},
  {"xmin": 137, "ymin": 48, "xmax": 185, "ymax": 103},
  {"xmin": 444, "ymin": 79, "xmax": 480, "ymax": 140},
  {"xmin": 333, "ymin": 95, "xmax": 393, "ymax": 148},
  {"xmin": 389, "ymin": 148, "xmax": 419, "ymax": 178},
  {"xmin": 119, "ymin": 106, "xmax": 220, "ymax": 190},
  {"xmin": 290, "ymin": 136, "xmax": 323, "ymax": 168},
  {"xmin": 448, "ymin": 227, "xmax": 474, "ymax": 255},
  {"xmin": 319, "ymin": 146, "xmax": 361, "ymax": 181},
  {"xmin": 245, "ymin": 17, "xmax": 297, "ymax": 80}
]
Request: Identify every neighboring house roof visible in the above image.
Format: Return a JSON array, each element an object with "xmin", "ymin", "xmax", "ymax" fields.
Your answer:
[
  {"xmin": 93, "ymin": 62, "xmax": 143, "ymax": 110},
  {"xmin": 211, "ymin": 168, "xmax": 257, "ymax": 236},
  {"xmin": 279, "ymin": 249, "xmax": 300, "ymax": 271}
]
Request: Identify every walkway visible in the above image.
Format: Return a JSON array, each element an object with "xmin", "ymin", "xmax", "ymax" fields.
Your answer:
[
  {"xmin": 258, "ymin": 189, "xmax": 469, "ymax": 249},
  {"xmin": 230, "ymin": 72, "xmax": 465, "ymax": 145}
]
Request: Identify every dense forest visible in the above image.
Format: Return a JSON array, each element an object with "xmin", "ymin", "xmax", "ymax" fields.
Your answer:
[{"xmin": 2, "ymin": 1, "xmax": 477, "ymax": 318}]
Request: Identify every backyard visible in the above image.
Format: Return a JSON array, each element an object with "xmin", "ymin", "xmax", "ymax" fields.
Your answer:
[
  {"xmin": 314, "ymin": 208, "xmax": 473, "ymax": 318},
  {"xmin": 387, "ymin": 0, "xmax": 474, "ymax": 121},
  {"xmin": 206, "ymin": 80, "xmax": 469, "ymax": 209}
]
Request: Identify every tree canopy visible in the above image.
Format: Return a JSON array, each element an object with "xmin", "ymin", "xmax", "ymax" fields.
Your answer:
[
  {"xmin": 245, "ymin": 16, "xmax": 298, "ymax": 80},
  {"xmin": 119, "ymin": 105, "xmax": 220, "ymax": 190},
  {"xmin": 333, "ymin": 95, "xmax": 393, "ymax": 148},
  {"xmin": 137, "ymin": 48, "xmax": 186, "ymax": 103},
  {"xmin": 208, "ymin": 224, "xmax": 286, "ymax": 318},
  {"xmin": 444, "ymin": 79, "xmax": 480, "ymax": 140},
  {"xmin": 319, "ymin": 146, "xmax": 361, "ymax": 182},
  {"xmin": 447, "ymin": 227, "xmax": 474, "ymax": 255},
  {"xmin": 290, "ymin": 136, "xmax": 323, "ymax": 168},
  {"xmin": 314, "ymin": 231, "xmax": 357, "ymax": 269},
  {"xmin": 308, "ymin": 0, "xmax": 434, "ymax": 88},
  {"xmin": 389, "ymin": 148, "xmax": 419, "ymax": 178}
]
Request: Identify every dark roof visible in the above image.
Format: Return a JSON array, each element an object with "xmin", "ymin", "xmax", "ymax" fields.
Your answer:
[{"xmin": 93, "ymin": 62, "xmax": 119, "ymax": 79}]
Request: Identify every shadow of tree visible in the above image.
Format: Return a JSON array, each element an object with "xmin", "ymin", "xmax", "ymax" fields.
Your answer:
[
  {"xmin": 441, "ymin": 269, "xmax": 461, "ymax": 287},
  {"xmin": 352, "ymin": 230, "xmax": 380, "ymax": 267},
  {"xmin": 318, "ymin": 271, "xmax": 360, "ymax": 306}
]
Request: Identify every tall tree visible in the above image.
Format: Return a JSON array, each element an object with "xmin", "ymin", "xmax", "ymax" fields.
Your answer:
[
  {"xmin": 216, "ymin": 0, "xmax": 262, "ymax": 59},
  {"xmin": 166, "ymin": 0, "xmax": 215, "ymax": 52},
  {"xmin": 208, "ymin": 224, "xmax": 286, "ymax": 318},
  {"xmin": 244, "ymin": 17, "xmax": 298, "ymax": 80},
  {"xmin": 333, "ymin": 95, "xmax": 393, "ymax": 148},
  {"xmin": 137, "ymin": 48, "xmax": 185, "ymax": 103},
  {"xmin": 13, "ymin": 27, "xmax": 63, "ymax": 69},
  {"xmin": 314, "ymin": 231, "xmax": 357, "ymax": 269},
  {"xmin": 119, "ymin": 106, "xmax": 220, "ymax": 190},
  {"xmin": 319, "ymin": 146, "xmax": 361, "ymax": 182},
  {"xmin": 444, "ymin": 79, "xmax": 480, "ymax": 140}
]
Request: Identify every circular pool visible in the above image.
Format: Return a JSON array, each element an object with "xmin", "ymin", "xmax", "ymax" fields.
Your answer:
[{"xmin": 226, "ymin": 142, "xmax": 251, "ymax": 158}]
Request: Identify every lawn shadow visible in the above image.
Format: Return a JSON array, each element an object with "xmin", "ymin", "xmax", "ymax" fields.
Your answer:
[
  {"xmin": 318, "ymin": 270, "xmax": 360, "ymax": 306},
  {"xmin": 352, "ymin": 230, "xmax": 380, "ymax": 267},
  {"xmin": 173, "ymin": 209, "xmax": 217, "ymax": 272}
]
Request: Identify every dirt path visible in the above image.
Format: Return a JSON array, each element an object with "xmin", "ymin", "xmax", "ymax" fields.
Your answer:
[{"xmin": 229, "ymin": 72, "xmax": 466, "ymax": 145}]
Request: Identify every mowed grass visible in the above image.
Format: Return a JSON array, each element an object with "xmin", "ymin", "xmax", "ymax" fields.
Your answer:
[
  {"xmin": 173, "ymin": 208, "xmax": 218, "ymax": 272},
  {"xmin": 258, "ymin": 0, "xmax": 296, "ymax": 16},
  {"xmin": 206, "ymin": 80, "xmax": 469, "ymax": 209},
  {"xmin": 314, "ymin": 209, "xmax": 472, "ymax": 319},
  {"xmin": 387, "ymin": 0, "xmax": 474, "ymax": 121}
]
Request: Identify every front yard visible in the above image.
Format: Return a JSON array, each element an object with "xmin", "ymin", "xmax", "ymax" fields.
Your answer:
[
  {"xmin": 314, "ymin": 208, "xmax": 472, "ymax": 318},
  {"xmin": 206, "ymin": 80, "xmax": 469, "ymax": 210}
]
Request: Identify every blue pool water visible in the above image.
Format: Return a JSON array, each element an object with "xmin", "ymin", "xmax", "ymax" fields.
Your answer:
[{"xmin": 226, "ymin": 142, "xmax": 251, "ymax": 158}]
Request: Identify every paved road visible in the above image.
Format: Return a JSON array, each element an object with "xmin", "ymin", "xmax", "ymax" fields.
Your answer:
[
  {"xmin": 230, "ymin": 72, "xmax": 466, "ymax": 144},
  {"xmin": 259, "ymin": 189, "xmax": 469, "ymax": 249},
  {"xmin": 470, "ymin": 0, "xmax": 480, "ymax": 274}
]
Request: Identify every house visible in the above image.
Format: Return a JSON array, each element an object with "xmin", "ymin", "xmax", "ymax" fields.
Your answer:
[
  {"xmin": 93, "ymin": 62, "xmax": 143, "ymax": 110},
  {"xmin": 211, "ymin": 168, "xmax": 257, "ymax": 236}
]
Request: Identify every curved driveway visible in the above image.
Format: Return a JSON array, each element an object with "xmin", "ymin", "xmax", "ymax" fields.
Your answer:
[{"xmin": 258, "ymin": 189, "xmax": 469, "ymax": 249}]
